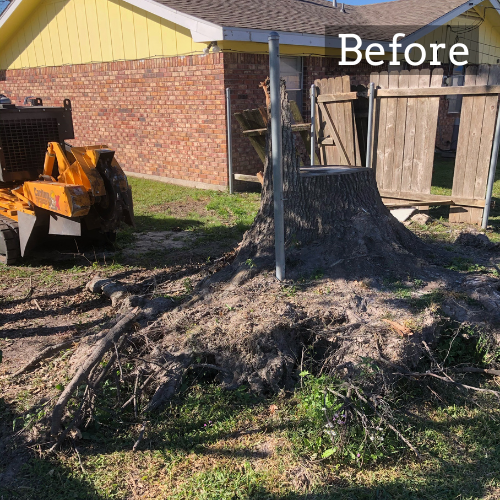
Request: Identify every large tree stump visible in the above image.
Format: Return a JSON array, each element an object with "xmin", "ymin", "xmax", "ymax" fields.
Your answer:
[{"xmin": 217, "ymin": 82, "xmax": 424, "ymax": 283}]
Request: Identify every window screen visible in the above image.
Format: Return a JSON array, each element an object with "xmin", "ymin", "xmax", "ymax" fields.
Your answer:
[{"xmin": 280, "ymin": 56, "xmax": 303, "ymax": 112}]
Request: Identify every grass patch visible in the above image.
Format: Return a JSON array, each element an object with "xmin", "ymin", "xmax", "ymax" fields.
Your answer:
[
  {"xmin": 127, "ymin": 177, "xmax": 260, "ymax": 235},
  {"xmin": 3, "ymin": 374, "xmax": 500, "ymax": 499}
]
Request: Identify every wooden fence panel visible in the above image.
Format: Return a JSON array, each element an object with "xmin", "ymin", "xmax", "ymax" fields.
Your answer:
[
  {"xmin": 451, "ymin": 64, "xmax": 500, "ymax": 224},
  {"xmin": 391, "ymin": 70, "xmax": 410, "ymax": 191},
  {"xmin": 314, "ymin": 75, "xmax": 359, "ymax": 166},
  {"xmin": 400, "ymin": 70, "xmax": 420, "ymax": 192}
]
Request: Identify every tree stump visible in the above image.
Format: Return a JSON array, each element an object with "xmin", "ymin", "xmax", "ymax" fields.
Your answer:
[{"xmin": 223, "ymin": 81, "xmax": 424, "ymax": 283}]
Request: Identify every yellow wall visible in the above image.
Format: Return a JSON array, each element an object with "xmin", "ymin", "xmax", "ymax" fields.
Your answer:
[
  {"xmin": 0, "ymin": 0, "xmax": 207, "ymax": 69},
  {"xmin": 410, "ymin": 3, "xmax": 500, "ymax": 65},
  {"xmin": 2, "ymin": 0, "xmax": 500, "ymax": 70}
]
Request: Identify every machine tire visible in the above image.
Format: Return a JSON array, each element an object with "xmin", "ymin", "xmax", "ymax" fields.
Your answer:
[{"xmin": 0, "ymin": 216, "xmax": 20, "ymax": 265}]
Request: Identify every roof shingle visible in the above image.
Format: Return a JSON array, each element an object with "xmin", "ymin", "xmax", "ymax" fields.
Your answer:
[{"xmin": 154, "ymin": 0, "xmax": 469, "ymax": 40}]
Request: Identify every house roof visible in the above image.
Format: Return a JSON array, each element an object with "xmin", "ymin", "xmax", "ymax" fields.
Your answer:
[
  {"xmin": 152, "ymin": 0, "xmax": 471, "ymax": 40},
  {"xmin": 0, "ymin": 0, "xmax": 494, "ymax": 48}
]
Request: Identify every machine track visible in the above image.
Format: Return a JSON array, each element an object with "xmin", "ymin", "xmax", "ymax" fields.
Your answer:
[{"xmin": 0, "ymin": 215, "xmax": 20, "ymax": 265}]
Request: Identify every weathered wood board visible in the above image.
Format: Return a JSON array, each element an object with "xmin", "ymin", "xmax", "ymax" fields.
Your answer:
[
  {"xmin": 314, "ymin": 75, "xmax": 361, "ymax": 167},
  {"xmin": 450, "ymin": 65, "xmax": 500, "ymax": 224},
  {"xmin": 365, "ymin": 65, "xmax": 498, "ymax": 225}
]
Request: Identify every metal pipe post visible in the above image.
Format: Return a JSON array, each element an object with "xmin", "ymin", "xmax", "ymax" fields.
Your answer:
[
  {"xmin": 482, "ymin": 105, "xmax": 500, "ymax": 228},
  {"xmin": 226, "ymin": 88, "xmax": 234, "ymax": 194},
  {"xmin": 310, "ymin": 84, "xmax": 316, "ymax": 165},
  {"xmin": 269, "ymin": 32, "xmax": 285, "ymax": 281},
  {"xmin": 366, "ymin": 82, "xmax": 375, "ymax": 169}
]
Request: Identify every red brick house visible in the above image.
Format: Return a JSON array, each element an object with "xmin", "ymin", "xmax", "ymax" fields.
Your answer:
[{"xmin": 1, "ymin": 0, "xmax": 499, "ymax": 189}]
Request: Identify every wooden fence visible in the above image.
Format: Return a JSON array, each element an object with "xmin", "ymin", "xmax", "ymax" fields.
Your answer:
[{"xmin": 314, "ymin": 67, "xmax": 500, "ymax": 225}]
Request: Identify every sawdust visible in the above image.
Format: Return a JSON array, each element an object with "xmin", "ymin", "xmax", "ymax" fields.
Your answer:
[{"xmin": 123, "ymin": 231, "xmax": 198, "ymax": 256}]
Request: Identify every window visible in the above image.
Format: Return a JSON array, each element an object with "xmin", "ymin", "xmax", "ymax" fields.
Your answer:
[{"xmin": 280, "ymin": 56, "xmax": 303, "ymax": 111}]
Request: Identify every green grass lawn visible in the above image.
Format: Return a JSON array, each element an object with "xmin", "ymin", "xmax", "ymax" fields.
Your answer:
[{"xmin": 2, "ymin": 370, "xmax": 499, "ymax": 499}]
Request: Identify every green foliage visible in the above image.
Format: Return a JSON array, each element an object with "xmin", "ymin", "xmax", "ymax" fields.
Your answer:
[
  {"xmin": 446, "ymin": 257, "xmax": 488, "ymax": 273},
  {"xmin": 290, "ymin": 371, "xmax": 403, "ymax": 466},
  {"xmin": 436, "ymin": 324, "xmax": 500, "ymax": 367}
]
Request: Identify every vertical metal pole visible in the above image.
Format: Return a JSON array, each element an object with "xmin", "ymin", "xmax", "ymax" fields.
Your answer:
[
  {"xmin": 269, "ymin": 32, "xmax": 285, "ymax": 281},
  {"xmin": 482, "ymin": 105, "xmax": 500, "ymax": 229},
  {"xmin": 226, "ymin": 87, "xmax": 234, "ymax": 194},
  {"xmin": 366, "ymin": 82, "xmax": 375, "ymax": 169},
  {"xmin": 310, "ymin": 84, "xmax": 316, "ymax": 165}
]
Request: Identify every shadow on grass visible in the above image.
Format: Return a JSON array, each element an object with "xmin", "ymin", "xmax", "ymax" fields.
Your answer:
[{"xmin": 2, "ymin": 373, "xmax": 499, "ymax": 500}]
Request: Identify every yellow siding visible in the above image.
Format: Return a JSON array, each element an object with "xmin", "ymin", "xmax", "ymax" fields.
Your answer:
[
  {"xmin": 412, "ymin": 4, "xmax": 500, "ymax": 65},
  {"xmin": 0, "ymin": 0, "xmax": 207, "ymax": 69}
]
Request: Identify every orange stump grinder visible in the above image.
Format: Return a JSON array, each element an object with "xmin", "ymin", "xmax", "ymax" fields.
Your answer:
[{"xmin": 0, "ymin": 96, "xmax": 134, "ymax": 264}]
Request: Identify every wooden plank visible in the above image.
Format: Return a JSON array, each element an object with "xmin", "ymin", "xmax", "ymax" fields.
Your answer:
[
  {"xmin": 330, "ymin": 76, "xmax": 343, "ymax": 165},
  {"xmin": 317, "ymin": 92, "xmax": 358, "ymax": 103},
  {"xmin": 459, "ymin": 65, "xmax": 490, "ymax": 223},
  {"xmin": 320, "ymin": 77, "xmax": 338, "ymax": 165},
  {"xmin": 289, "ymin": 100, "xmax": 304, "ymax": 123},
  {"xmin": 450, "ymin": 66, "xmax": 478, "ymax": 222},
  {"xmin": 382, "ymin": 70, "xmax": 400, "ymax": 190},
  {"xmin": 391, "ymin": 70, "xmax": 410, "ymax": 191},
  {"xmin": 342, "ymin": 75, "xmax": 356, "ymax": 166},
  {"xmin": 375, "ymin": 71, "xmax": 389, "ymax": 186},
  {"xmin": 419, "ymin": 68, "xmax": 443, "ymax": 199},
  {"xmin": 470, "ymin": 65, "xmax": 500, "ymax": 224},
  {"xmin": 234, "ymin": 174, "xmax": 260, "ymax": 183},
  {"xmin": 234, "ymin": 112, "xmax": 266, "ymax": 164},
  {"xmin": 242, "ymin": 123, "xmax": 311, "ymax": 136},
  {"xmin": 401, "ymin": 70, "xmax": 420, "ymax": 192},
  {"xmin": 317, "ymin": 78, "xmax": 331, "ymax": 165},
  {"xmin": 379, "ymin": 189, "xmax": 486, "ymax": 208},
  {"xmin": 375, "ymin": 85, "xmax": 500, "ymax": 97},
  {"xmin": 410, "ymin": 69, "xmax": 431, "ymax": 194},
  {"xmin": 319, "ymin": 102, "xmax": 352, "ymax": 166},
  {"xmin": 384, "ymin": 200, "xmax": 453, "ymax": 208}
]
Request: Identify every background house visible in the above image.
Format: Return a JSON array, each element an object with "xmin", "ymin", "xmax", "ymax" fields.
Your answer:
[{"xmin": 1, "ymin": 0, "xmax": 500, "ymax": 190}]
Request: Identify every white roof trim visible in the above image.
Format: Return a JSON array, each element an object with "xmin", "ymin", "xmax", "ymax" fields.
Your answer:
[
  {"xmin": 0, "ymin": 0, "xmax": 27, "ymax": 30},
  {"xmin": 220, "ymin": 27, "xmax": 396, "ymax": 51}
]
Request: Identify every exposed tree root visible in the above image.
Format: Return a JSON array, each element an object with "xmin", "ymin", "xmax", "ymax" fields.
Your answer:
[{"xmin": 50, "ymin": 308, "xmax": 140, "ymax": 437}]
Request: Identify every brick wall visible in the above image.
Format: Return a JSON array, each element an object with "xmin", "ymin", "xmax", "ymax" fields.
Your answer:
[{"xmin": 0, "ymin": 54, "xmax": 228, "ymax": 188}]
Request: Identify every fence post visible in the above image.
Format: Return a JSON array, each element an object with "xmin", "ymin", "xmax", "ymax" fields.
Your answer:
[
  {"xmin": 310, "ymin": 84, "xmax": 316, "ymax": 165},
  {"xmin": 226, "ymin": 87, "xmax": 234, "ymax": 194},
  {"xmin": 482, "ymin": 103, "xmax": 500, "ymax": 229},
  {"xmin": 366, "ymin": 82, "xmax": 375, "ymax": 169},
  {"xmin": 269, "ymin": 32, "xmax": 285, "ymax": 281}
]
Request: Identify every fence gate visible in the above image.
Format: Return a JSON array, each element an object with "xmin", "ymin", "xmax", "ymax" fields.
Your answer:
[{"xmin": 314, "ymin": 76, "xmax": 361, "ymax": 167}]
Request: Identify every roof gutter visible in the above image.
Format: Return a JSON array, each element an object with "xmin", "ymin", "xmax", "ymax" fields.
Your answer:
[{"xmin": 219, "ymin": 27, "xmax": 395, "ymax": 51}]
